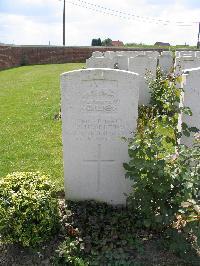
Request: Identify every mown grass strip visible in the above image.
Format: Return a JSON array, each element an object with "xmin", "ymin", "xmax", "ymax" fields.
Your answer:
[{"xmin": 0, "ymin": 63, "xmax": 85, "ymax": 191}]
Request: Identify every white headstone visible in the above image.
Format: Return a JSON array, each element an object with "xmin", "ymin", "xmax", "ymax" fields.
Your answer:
[
  {"xmin": 116, "ymin": 51, "xmax": 125, "ymax": 56},
  {"xmin": 104, "ymin": 51, "xmax": 116, "ymax": 59},
  {"xmin": 196, "ymin": 51, "xmax": 200, "ymax": 58},
  {"xmin": 129, "ymin": 55, "xmax": 157, "ymax": 105},
  {"xmin": 114, "ymin": 55, "xmax": 129, "ymax": 71},
  {"xmin": 175, "ymin": 51, "xmax": 180, "ymax": 58},
  {"xmin": 179, "ymin": 51, "xmax": 196, "ymax": 57},
  {"xmin": 92, "ymin": 51, "xmax": 103, "ymax": 57},
  {"xmin": 158, "ymin": 54, "xmax": 174, "ymax": 74},
  {"xmin": 175, "ymin": 56, "xmax": 200, "ymax": 72},
  {"xmin": 86, "ymin": 57, "xmax": 114, "ymax": 69},
  {"xmin": 61, "ymin": 68, "xmax": 139, "ymax": 205},
  {"xmin": 145, "ymin": 51, "xmax": 159, "ymax": 59},
  {"xmin": 180, "ymin": 67, "xmax": 200, "ymax": 146},
  {"xmin": 125, "ymin": 51, "xmax": 142, "ymax": 58},
  {"xmin": 162, "ymin": 51, "xmax": 173, "ymax": 56}
]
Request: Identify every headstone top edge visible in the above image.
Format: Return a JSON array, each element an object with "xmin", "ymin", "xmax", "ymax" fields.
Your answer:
[
  {"xmin": 159, "ymin": 54, "xmax": 173, "ymax": 57},
  {"xmin": 61, "ymin": 68, "xmax": 139, "ymax": 78},
  {"xmin": 183, "ymin": 66, "xmax": 200, "ymax": 74}
]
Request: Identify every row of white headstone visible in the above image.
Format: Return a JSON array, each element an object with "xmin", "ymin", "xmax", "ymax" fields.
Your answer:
[
  {"xmin": 86, "ymin": 50, "xmax": 168, "ymax": 75},
  {"xmin": 88, "ymin": 50, "xmax": 200, "ymax": 74},
  {"xmin": 86, "ymin": 50, "xmax": 200, "ymax": 106},
  {"xmin": 60, "ymin": 51, "xmax": 200, "ymax": 206}
]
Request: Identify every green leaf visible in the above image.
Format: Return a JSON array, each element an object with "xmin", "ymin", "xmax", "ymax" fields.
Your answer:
[
  {"xmin": 182, "ymin": 122, "xmax": 188, "ymax": 130},
  {"xmin": 182, "ymin": 107, "xmax": 193, "ymax": 116},
  {"xmin": 143, "ymin": 219, "xmax": 151, "ymax": 228},
  {"xmin": 189, "ymin": 127, "xmax": 199, "ymax": 133},
  {"xmin": 176, "ymin": 132, "xmax": 182, "ymax": 139},
  {"xmin": 183, "ymin": 130, "xmax": 190, "ymax": 137},
  {"xmin": 123, "ymin": 163, "xmax": 131, "ymax": 171},
  {"xmin": 165, "ymin": 136, "xmax": 174, "ymax": 143}
]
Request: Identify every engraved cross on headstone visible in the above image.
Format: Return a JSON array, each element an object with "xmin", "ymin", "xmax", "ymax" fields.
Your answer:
[{"xmin": 83, "ymin": 144, "xmax": 115, "ymax": 192}]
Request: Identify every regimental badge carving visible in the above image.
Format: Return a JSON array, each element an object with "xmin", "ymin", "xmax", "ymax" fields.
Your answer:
[{"xmin": 80, "ymin": 88, "xmax": 120, "ymax": 113}]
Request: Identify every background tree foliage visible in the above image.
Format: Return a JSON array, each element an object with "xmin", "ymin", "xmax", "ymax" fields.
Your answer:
[{"xmin": 91, "ymin": 38, "xmax": 102, "ymax": 46}]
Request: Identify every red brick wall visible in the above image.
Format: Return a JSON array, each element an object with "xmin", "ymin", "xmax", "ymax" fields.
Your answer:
[
  {"xmin": 0, "ymin": 45, "xmax": 163, "ymax": 70},
  {"xmin": 0, "ymin": 45, "xmax": 22, "ymax": 69}
]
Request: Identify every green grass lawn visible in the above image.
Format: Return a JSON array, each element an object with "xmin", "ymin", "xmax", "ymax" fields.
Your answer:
[{"xmin": 0, "ymin": 63, "xmax": 85, "ymax": 191}]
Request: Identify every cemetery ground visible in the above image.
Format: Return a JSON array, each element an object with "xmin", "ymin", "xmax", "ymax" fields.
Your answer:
[{"xmin": 0, "ymin": 64, "xmax": 199, "ymax": 265}]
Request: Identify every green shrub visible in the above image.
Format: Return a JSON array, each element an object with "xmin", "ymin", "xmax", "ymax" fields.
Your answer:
[
  {"xmin": 124, "ymin": 117, "xmax": 176, "ymax": 229},
  {"xmin": 124, "ymin": 69, "xmax": 200, "ymax": 230},
  {"xmin": 0, "ymin": 172, "xmax": 60, "ymax": 247},
  {"xmin": 54, "ymin": 236, "xmax": 88, "ymax": 266},
  {"xmin": 125, "ymin": 128, "xmax": 199, "ymax": 229}
]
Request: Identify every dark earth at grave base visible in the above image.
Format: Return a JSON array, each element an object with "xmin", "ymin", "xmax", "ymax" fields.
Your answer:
[{"xmin": 0, "ymin": 196, "xmax": 199, "ymax": 266}]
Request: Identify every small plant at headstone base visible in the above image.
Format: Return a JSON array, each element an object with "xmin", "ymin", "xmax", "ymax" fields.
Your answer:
[
  {"xmin": 0, "ymin": 172, "xmax": 60, "ymax": 247},
  {"xmin": 54, "ymin": 106, "xmax": 61, "ymax": 121},
  {"xmin": 53, "ymin": 199, "xmax": 87, "ymax": 266},
  {"xmin": 53, "ymin": 236, "xmax": 89, "ymax": 266},
  {"xmin": 54, "ymin": 200, "xmax": 144, "ymax": 265}
]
